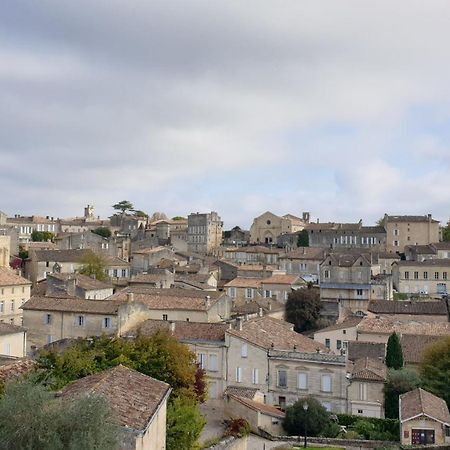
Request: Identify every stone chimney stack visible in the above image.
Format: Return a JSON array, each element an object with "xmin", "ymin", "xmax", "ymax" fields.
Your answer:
[
  {"xmin": 258, "ymin": 307, "xmax": 263, "ymax": 317},
  {"xmin": 236, "ymin": 317, "xmax": 243, "ymax": 331},
  {"xmin": 205, "ymin": 295, "xmax": 211, "ymax": 308},
  {"xmin": 127, "ymin": 292, "xmax": 134, "ymax": 303},
  {"xmin": 169, "ymin": 321, "xmax": 176, "ymax": 333},
  {"xmin": 67, "ymin": 276, "xmax": 76, "ymax": 297}
]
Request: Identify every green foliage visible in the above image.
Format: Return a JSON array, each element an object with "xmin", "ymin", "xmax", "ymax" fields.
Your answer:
[
  {"xmin": 283, "ymin": 397, "xmax": 338, "ymax": 437},
  {"xmin": 133, "ymin": 210, "xmax": 148, "ymax": 218},
  {"xmin": 384, "ymin": 368, "xmax": 421, "ymax": 419},
  {"xmin": 172, "ymin": 216, "xmax": 185, "ymax": 221},
  {"xmin": 297, "ymin": 230, "xmax": 309, "ymax": 247},
  {"xmin": 225, "ymin": 418, "xmax": 250, "ymax": 438},
  {"xmin": 420, "ymin": 335, "xmax": 450, "ymax": 407},
  {"xmin": 92, "ymin": 227, "xmax": 111, "ymax": 238},
  {"xmin": 79, "ymin": 251, "xmax": 108, "ymax": 281},
  {"xmin": 336, "ymin": 414, "xmax": 399, "ymax": 441},
  {"xmin": 18, "ymin": 248, "xmax": 28, "ymax": 260},
  {"xmin": 194, "ymin": 368, "xmax": 208, "ymax": 403},
  {"xmin": 112, "ymin": 200, "xmax": 134, "ymax": 214},
  {"xmin": 0, "ymin": 380, "xmax": 119, "ymax": 450},
  {"xmin": 166, "ymin": 397, "xmax": 206, "ymax": 450},
  {"xmin": 393, "ymin": 292, "xmax": 408, "ymax": 300},
  {"xmin": 386, "ymin": 332, "xmax": 403, "ymax": 369},
  {"xmin": 285, "ymin": 286, "xmax": 322, "ymax": 332},
  {"xmin": 31, "ymin": 231, "xmax": 55, "ymax": 242},
  {"xmin": 442, "ymin": 226, "xmax": 450, "ymax": 242}
]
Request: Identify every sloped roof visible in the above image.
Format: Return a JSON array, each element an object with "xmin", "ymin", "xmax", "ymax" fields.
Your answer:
[
  {"xmin": 347, "ymin": 341, "xmax": 385, "ymax": 362},
  {"xmin": 357, "ymin": 316, "xmax": 450, "ymax": 336},
  {"xmin": 400, "ymin": 388, "xmax": 450, "ymax": 424},
  {"xmin": 224, "ymin": 386, "xmax": 259, "ymax": 399},
  {"xmin": 224, "ymin": 278, "xmax": 262, "ymax": 288},
  {"xmin": 32, "ymin": 249, "xmax": 92, "ymax": 262},
  {"xmin": 21, "ymin": 296, "xmax": 122, "ymax": 314},
  {"xmin": 228, "ymin": 394, "xmax": 285, "ymax": 419},
  {"xmin": 314, "ymin": 316, "xmax": 363, "ymax": 334},
  {"xmin": 0, "ymin": 267, "xmax": 31, "ymax": 287},
  {"xmin": 386, "ymin": 215, "xmax": 439, "ymax": 223},
  {"xmin": 0, "ymin": 322, "xmax": 26, "ymax": 336},
  {"xmin": 261, "ymin": 274, "xmax": 304, "ymax": 285},
  {"xmin": 47, "ymin": 273, "xmax": 112, "ymax": 291},
  {"xmin": 280, "ymin": 247, "xmax": 327, "ymax": 260},
  {"xmin": 368, "ymin": 300, "xmax": 448, "ymax": 316},
  {"xmin": 0, "ymin": 358, "xmax": 35, "ymax": 384},
  {"xmin": 394, "ymin": 259, "xmax": 450, "ymax": 267},
  {"xmin": 400, "ymin": 334, "xmax": 444, "ymax": 365},
  {"xmin": 60, "ymin": 365, "xmax": 171, "ymax": 431},
  {"xmin": 351, "ymin": 357, "xmax": 387, "ymax": 381}
]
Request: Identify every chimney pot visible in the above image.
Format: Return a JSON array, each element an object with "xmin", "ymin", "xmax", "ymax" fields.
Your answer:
[
  {"xmin": 236, "ymin": 318, "xmax": 243, "ymax": 331},
  {"xmin": 127, "ymin": 292, "xmax": 134, "ymax": 303},
  {"xmin": 169, "ymin": 321, "xmax": 175, "ymax": 333}
]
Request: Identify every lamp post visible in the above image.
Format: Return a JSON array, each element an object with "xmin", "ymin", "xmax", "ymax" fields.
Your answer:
[{"xmin": 303, "ymin": 401, "xmax": 309, "ymax": 448}]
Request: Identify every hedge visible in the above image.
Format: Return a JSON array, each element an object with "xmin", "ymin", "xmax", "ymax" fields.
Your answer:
[{"xmin": 336, "ymin": 414, "xmax": 399, "ymax": 441}]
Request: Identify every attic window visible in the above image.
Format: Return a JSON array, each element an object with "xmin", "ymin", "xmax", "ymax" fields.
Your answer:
[
  {"xmin": 360, "ymin": 261, "xmax": 363, "ymax": 266},
  {"xmin": 329, "ymin": 261, "xmax": 332, "ymax": 265},
  {"xmin": 267, "ymin": 220, "xmax": 271, "ymax": 225}
]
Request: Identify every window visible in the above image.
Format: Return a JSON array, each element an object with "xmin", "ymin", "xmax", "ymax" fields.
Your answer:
[
  {"xmin": 342, "ymin": 329, "xmax": 346, "ymax": 335},
  {"xmin": 264, "ymin": 290, "xmax": 271, "ymax": 298},
  {"xmin": 394, "ymin": 229, "xmax": 399, "ymax": 236},
  {"xmin": 121, "ymin": 269, "xmax": 127, "ymax": 277},
  {"xmin": 0, "ymin": 301, "xmax": 4, "ymax": 313},
  {"xmin": 337, "ymin": 340, "xmax": 342, "ymax": 350},
  {"xmin": 162, "ymin": 314, "xmax": 168, "ymax": 321},
  {"xmin": 321, "ymin": 374, "xmax": 332, "ymax": 392},
  {"xmin": 252, "ymin": 368, "xmax": 259, "ymax": 384},
  {"xmin": 209, "ymin": 354, "xmax": 218, "ymax": 372},
  {"xmin": 77, "ymin": 315, "xmax": 85, "ymax": 327},
  {"xmin": 235, "ymin": 367, "xmax": 242, "ymax": 383},
  {"xmin": 3, "ymin": 343, "xmax": 11, "ymax": 356},
  {"xmin": 394, "ymin": 240, "xmax": 399, "ymax": 247},
  {"xmin": 414, "ymin": 271, "xmax": 419, "ymax": 280},
  {"xmin": 197, "ymin": 353, "xmax": 206, "ymax": 369},
  {"xmin": 405, "ymin": 271, "xmax": 409, "ymax": 280},
  {"xmin": 47, "ymin": 335, "xmax": 55, "ymax": 344},
  {"xmin": 358, "ymin": 409, "xmax": 363, "ymax": 414},
  {"xmin": 228, "ymin": 287, "xmax": 236, "ymax": 298},
  {"xmin": 444, "ymin": 272, "xmax": 448, "ymax": 280},
  {"xmin": 245, "ymin": 288, "xmax": 254, "ymax": 299},
  {"xmin": 324, "ymin": 270, "xmax": 330, "ymax": 279},
  {"xmin": 103, "ymin": 317, "xmax": 111, "ymax": 329},
  {"xmin": 325, "ymin": 339, "xmax": 330, "ymax": 349},
  {"xmin": 10, "ymin": 300, "xmax": 14, "ymax": 311},
  {"xmin": 435, "ymin": 272, "xmax": 439, "ymax": 280},
  {"xmin": 297, "ymin": 372, "xmax": 307, "ymax": 390},
  {"xmin": 359, "ymin": 382, "xmax": 368, "ymax": 400},
  {"xmin": 424, "ymin": 271, "xmax": 428, "ymax": 280},
  {"xmin": 356, "ymin": 289, "xmax": 363, "ymax": 296},
  {"xmin": 278, "ymin": 369, "xmax": 287, "ymax": 387},
  {"xmin": 10, "ymin": 318, "xmax": 14, "ymax": 325},
  {"xmin": 44, "ymin": 314, "xmax": 52, "ymax": 325},
  {"xmin": 11, "ymin": 288, "xmax": 14, "ymax": 294},
  {"xmin": 241, "ymin": 344, "xmax": 248, "ymax": 358}
]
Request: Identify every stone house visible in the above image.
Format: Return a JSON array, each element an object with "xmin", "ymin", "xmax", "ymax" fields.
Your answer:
[
  {"xmin": 249, "ymin": 211, "xmax": 309, "ymax": 245},
  {"xmin": 187, "ymin": 212, "xmax": 223, "ymax": 255},
  {"xmin": 131, "ymin": 246, "xmax": 175, "ymax": 274},
  {"xmin": 400, "ymin": 388, "xmax": 450, "ymax": 445},
  {"xmin": 260, "ymin": 274, "xmax": 305, "ymax": 303},
  {"xmin": 347, "ymin": 357, "xmax": 387, "ymax": 418},
  {"xmin": 104, "ymin": 256, "xmax": 131, "ymax": 284},
  {"xmin": 0, "ymin": 235, "xmax": 10, "ymax": 268},
  {"xmin": 225, "ymin": 278, "xmax": 263, "ymax": 307},
  {"xmin": 6, "ymin": 215, "xmax": 59, "ymax": 244},
  {"xmin": 129, "ymin": 270, "xmax": 175, "ymax": 289},
  {"xmin": 279, "ymin": 247, "xmax": 327, "ymax": 283},
  {"xmin": 110, "ymin": 214, "xmax": 147, "ymax": 237},
  {"xmin": 383, "ymin": 214, "xmax": 440, "ymax": 252},
  {"xmin": 60, "ymin": 365, "xmax": 171, "ymax": 450},
  {"xmin": 392, "ymin": 259, "xmax": 450, "ymax": 297},
  {"xmin": 223, "ymin": 246, "xmax": 281, "ymax": 266},
  {"xmin": 237, "ymin": 264, "xmax": 281, "ymax": 279},
  {"xmin": 0, "ymin": 267, "xmax": 32, "ymax": 326},
  {"xmin": 45, "ymin": 273, "xmax": 114, "ymax": 300},
  {"xmin": 0, "ymin": 323, "xmax": 27, "ymax": 357},
  {"xmin": 223, "ymin": 226, "xmax": 250, "ymax": 246}
]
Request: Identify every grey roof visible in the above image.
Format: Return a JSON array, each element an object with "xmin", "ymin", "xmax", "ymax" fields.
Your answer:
[
  {"xmin": 32, "ymin": 249, "xmax": 92, "ymax": 263},
  {"xmin": 368, "ymin": 300, "xmax": 448, "ymax": 316},
  {"xmin": 347, "ymin": 341, "xmax": 385, "ymax": 362}
]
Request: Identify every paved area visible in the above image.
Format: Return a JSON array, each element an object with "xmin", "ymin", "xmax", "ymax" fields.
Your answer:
[
  {"xmin": 247, "ymin": 436, "xmax": 292, "ymax": 449},
  {"xmin": 199, "ymin": 399, "xmax": 228, "ymax": 445}
]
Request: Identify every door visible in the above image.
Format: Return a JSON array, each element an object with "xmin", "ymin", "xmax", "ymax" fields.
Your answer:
[
  {"xmin": 412, "ymin": 429, "xmax": 435, "ymax": 445},
  {"xmin": 209, "ymin": 381, "xmax": 217, "ymax": 399}
]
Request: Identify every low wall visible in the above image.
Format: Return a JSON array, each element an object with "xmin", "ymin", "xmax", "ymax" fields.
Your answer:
[{"xmin": 205, "ymin": 436, "xmax": 248, "ymax": 450}]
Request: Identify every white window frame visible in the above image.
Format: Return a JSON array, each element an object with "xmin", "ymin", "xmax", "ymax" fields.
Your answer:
[
  {"xmin": 241, "ymin": 343, "xmax": 248, "ymax": 358},
  {"xmin": 252, "ymin": 368, "xmax": 259, "ymax": 384},
  {"xmin": 297, "ymin": 372, "xmax": 308, "ymax": 390},
  {"xmin": 198, "ymin": 353, "xmax": 206, "ymax": 369},
  {"xmin": 321, "ymin": 374, "xmax": 332, "ymax": 392},
  {"xmin": 209, "ymin": 354, "xmax": 218, "ymax": 372},
  {"xmin": 245, "ymin": 288, "xmax": 254, "ymax": 299},
  {"xmin": 235, "ymin": 367, "xmax": 242, "ymax": 383}
]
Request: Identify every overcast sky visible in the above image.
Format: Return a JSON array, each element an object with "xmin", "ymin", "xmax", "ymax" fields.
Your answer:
[{"xmin": 1, "ymin": 1, "xmax": 450, "ymax": 228}]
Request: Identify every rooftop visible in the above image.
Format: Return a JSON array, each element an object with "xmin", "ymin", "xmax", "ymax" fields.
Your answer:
[
  {"xmin": 31, "ymin": 249, "xmax": 92, "ymax": 263},
  {"xmin": 400, "ymin": 388, "xmax": 450, "ymax": 424},
  {"xmin": 314, "ymin": 316, "xmax": 363, "ymax": 334},
  {"xmin": 357, "ymin": 316, "xmax": 450, "ymax": 336},
  {"xmin": 386, "ymin": 215, "xmax": 439, "ymax": 223},
  {"xmin": 280, "ymin": 247, "xmax": 327, "ymax": 260},
  {"xmin": 228, "ymin": 394, "xmax": 285, "ymax": 419},
  {"xmin": 368, "ymin": 300, "xmax": 448, "ymax": 316},
  {"xmin": 224, "ymin": 386, "xmax": 259, "ymax": 399},
  {"xmin": 60, "ymin": 365, "xmax": 171, "ymax": 431},
  {"xmin": 0, "ymin": 322, "xmax": 26, "ymax": 336},
  {"xmin": 47, "ymin": 273, "xmax": 113, "ymax": 291},
  {"xmin": 0, "ymin": 358, "xmax": 36, "ymax": 384},
  {"xmin": 224, "ymin": 277, "xmax": 262, "ymax": 289},
  {"xmin": 394, "ymin": 258, "xmax": 450, "ymax": 267},
  {"xmin": 351, "ymin": 357, "xmax": 387, "ymax": 382},
  {"xmin": 0, "ymin": 267, "xmax": 31, "ymax": 287},
  {"xmin": 347, "ymin": 341, "xmax": 385, "ymax": 362},
  {"xmin": 261, "ymin": 274, "xmax": 304, "ymax": 285},
  {"xmin": 400, "ymin": 334, "xmax": 444, "ymax": 365}
]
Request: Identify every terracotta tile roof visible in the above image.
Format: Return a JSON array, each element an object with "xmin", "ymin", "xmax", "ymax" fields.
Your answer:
[
  {"xmin": 21, "ymin": 295, "xmax": 122, "ymax": 314},
  {"xmin": 26, "ymin": 242, "xmax": 58, "ymax": 250},
  {"xmin": 314, "ymin": 316, "xmax": 363, "ymax": 334},
  {"xmin": 32, "ymin": 249, "xmax": 92, "ymax": 263},
  {"xmin": 400, "ymin": 334, "xmax": 444, "ymax": 365},
  {"xmin": 0, "ymin": 322, "xmax": 26, "ymax": 336},
  {"xmin": 224, "ymin": 386, "xmax": 259, "ymax": 399},
  {"xmin": 351, "ymin": 357, "xmax": 387, "ymax": 381},
  {"xmin": 133, "ymin": 246, "xmax": 168, "ymax": 255},
  {"xmin": 108, "ymin": 287, "xmax": 224, "ymax": 311},
  {"xmin": 368, "ymin": 300, "xmax": 448, "ymax": 316},
  {"xmin": 261, "ymin": 274, "xmax": 305, "ymax": 285},
  {"xmin": 0, "ymin": 358, "xmax": 36, "ymax": 384},
  {"xmin": 48, "ymin": 273, "xmax": 113, "ymax": 291},
  {"xmin": 128, "ymin": 319, "xmax": 228, "ymax": 342},
  {"xmin": 229, "ymin": 394, "xmax": 285, "ymax": 418},
  {"xmin": 357, "ymin": 316, "xmax": 450, "ymax": 336},
  {"xmin": 60, "ymin": 365, "xmax": 171, "ymax": 431},
  {"xmin": 224, "ymin": 278, "xmax": 262, "ymax": 288},
  {"xmin": 231, "ymin": 299, "xmax": 285, "ymax": 316},
  {"xmin": 0, "ymin": 267, "xmax": 31, "ymax": 287},
  {"xmin": 104, "ymin": 256, "xmax": 130, "ymax": 267},
  {"xmin": 280, "ymin": 247, "xmax": 327, "ymax": 260},
  {"xmin": 228, "ymin": 316, "xmax": 328, "ymax": 352},
  {"xmin": 347, "ymin": 341, "xmax": 385, "ymax": 362},
  {"xmin": 400, "ymin": 388, "xmax": 450, "ymax": 424}
]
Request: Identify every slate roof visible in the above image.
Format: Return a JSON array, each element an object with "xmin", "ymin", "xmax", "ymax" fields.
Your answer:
[
  {"xmin": 400, "ymin": 388, "xmax": 450, "ymax": 424},
  {"xmin": 32, "ymin": 249, "xmax": 92, "ymax": 263},
  {"xmin": 0, "ymin": 267, "xmax": 31, "ymax": 286},
  {"xmin": 228, "ymin": 394, "xmax": 285, "ymax": 419},
  {"xmin": 368, "ymin": 300, "xmax": 448, "ymax": 316},
  {"xmin": 394, "ymin": 259, "xmax": 450, "ymax": 267},
  {"xmin": 351, "ymin": 357, "xmax": 387, "ymax": 382},
  {"xmin": 347, "ymin": 341, "xmax": 385, "ymax": 362},
  {"xmin": 400, "ymin": 334, "xmax": 444, "ymax": 365},
  {"xmin": 228, "ymin": 316, "xmax": 327, "ymax": 352},
  {"xmin": 60, "ymin": 365, "xmax": 171, "ymax": 431}
]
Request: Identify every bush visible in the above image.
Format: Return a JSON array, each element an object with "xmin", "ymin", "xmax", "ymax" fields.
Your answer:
[
  {"xmin": 336, "ymin": 414, "xmax": 399, "ymax": 441},
  {"xmin": 225, "ymin": 418, "xmax": 250, "ymax": 438}
]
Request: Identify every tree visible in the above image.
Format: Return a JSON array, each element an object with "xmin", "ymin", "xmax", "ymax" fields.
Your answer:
[
  {"xmin": 283, "ymin": 396, "xmax": 339, "ymax": 437},
  {"xmin": 193, "ymin": 368, "xmax": 207, "ymax": 403},
  {"xmin": 384, "ymin": 368, "xmax": 421, "ymax": 419},
  {"xmin": 133, "ymin": 210, "xmax": 148, "ymax": 218},
  {"xmin": 0, "ymin": 380, "xmax": 119, "ymax": 450},
  {"xmin": 149, "ymin": 212, "xmax": 168, "ymax": 222},
  {"xmin": 442, "ymin": 225, "xmax": 450, "ymax": 242},
  {"xmin": 172, "ymin": 216, "xmax": 185, "ymax": 221},
  {"xmin": 112, "ymin": 200, "xmax": 134, "ymax": 214},
  {"xmin": 376, "ymin": 217, "xmax": 385, "ymax": 227},
  {"xmin": 92, "ymin": 227, "xmax": 111, "ymax": 238},
  {"xmin": 31, "ymin": 231, "xmax": 55, "ymax": 242},
  {"xmin": 420, "ymin": 335, "xmax": 450, "ymax": 407},
  {"xmin": 79, "ymin": 251, "xmax": 108, "ymax": 281},
  {"xmin": 385, "ymin": 332, "xmax": 403, "ymax": 369},
  {"xmin": 166, "ymin": 397, "xmax": 206, "ymax": 450},
  {"xmin": 297, "ymin": 230, "xmax": 309, "ymax": 247},
  {"xmin": 285, "ymin": 286, "xmax": 322, "ymax": 332}
]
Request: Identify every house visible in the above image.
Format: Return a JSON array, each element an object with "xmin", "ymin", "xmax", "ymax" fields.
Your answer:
[
  {"xmin": 0, "ymin": 323, "xmax": 27, "ymax": 357},
  {"xmin": 187, "ymin": 212, "xmax": 223, "ymax": 255},
  {"xmin": 225, "ymin": 278, "xmax": 263, "ymax": 306},
  {"xmin": 313, "ymin": 316, "xmax": 363, "ymax": 353},
  {"xmin": 236, "ymin": 264, "xmax": 281, "ymax": 279},
  {"xmin": 403, "ymin": 242, "xmax": 450, "ymax": 262},
  {"xmin": 249, "ymin": 211, "xmax": 309, "ymax": 245},
  {"xmin": 174, "ymin": 272, "xmax": 218, "ymax": 291},
  {"xmin": 223, "ymin": 246, "xmax": 281, "ymax": 266},
  {"xmin": 60, "ymin": 365, "xmax": 171, "ymax": 450},
  {"xmin": 45, "ymin": 273, "xmax": 114, "ymax": 300},
  {"xmin": 231, "ymin": 298, "xmax": 285, "ymax": 321},
  {"xmin": 110, "ymin": 213, "xmax": 147, "ymax": 237},
  {"xmin": 392, "ymin": 259, "xmax": 450, "ymax": 297},
  {"xmin": 279, "ymin": 247, "xmax": 327, "ymax": 283},
  {"xmin": 59, "ymin": 205, "xmax": 111, "ymax": 233},
  {"xmin": 260, "ymin": 274, "xmax": 305, "ymax": 303},
  {"xmin": 383, "ymin": 214, "xmax": 440, "ymax": 252},
  {"xmin": 0, "ymin": 267, "xmax": 32, "ymax": 326},
  {"xmin": 347, "ymin": 341, "xmax": 385, "ymax": 362},
  {"xmin": 6, "ymin": 215, "xmax": 59, "ymax": 244},
  {"xmin": 366, "ymin": 300, "xmax": 449, "ymax": 323},
  {"xmin": 0, "ymin": 235, "xmax": 10, "ymax": 268},
  {"xmin": 223, "ymin": 226, "xmax": 250, "ymax": 246},
  {"xmin": 399, "ymin": 388, "xmax": 450, "ymax": 445},
  {"xmin": 104, "ymin": 256, "xmax": 131, "ymax": 284},
  {"xmin": 225, "ymin": 316, "xmax": 347, "ymax": 412},
  {"xmin": 347, "ymin": 357, "xmax": 387, "ymax": 418},
  {"xmin": 131, "ymin": 246, "xmax": 175, "ymax": 274},
  {"xmin": 129, "ymin": 270, "xmax": 175, "ymax": 289}
]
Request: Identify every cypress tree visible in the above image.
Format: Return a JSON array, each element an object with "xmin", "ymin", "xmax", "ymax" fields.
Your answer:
[{"xmin": 386, "ymin": 332, "xmax": 403, "ymax": 369}]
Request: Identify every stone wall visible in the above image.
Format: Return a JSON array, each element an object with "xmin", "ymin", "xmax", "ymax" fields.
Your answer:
[{"xmin": 205, "ymin": 436, "xmax": 247, "ymax": 450}]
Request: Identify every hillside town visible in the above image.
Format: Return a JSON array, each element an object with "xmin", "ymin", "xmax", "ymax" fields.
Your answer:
[{"xmin": 0, "ymin": 204, "xmax": 449, "ymax": 449}]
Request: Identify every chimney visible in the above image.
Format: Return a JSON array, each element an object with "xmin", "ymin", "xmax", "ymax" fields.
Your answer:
[
  {"xmin": 258, "ymin": 307, "xmax": 263, "ymax": 317},
  {"xmin": 205, "ymin": 295, "xmax": 211, "ymax": 308},
  {"xmin": 169, "ymin": 321, "xmax": 175, "ymax": 333},
  {"xmin": 67, "ymin": 276, "xmax": 76, "ymax": 297},
  {"xmin": 236, "ymin": 317, "xmax": 243, "ymax": 331},
  {"xmin": 316, "ymin": 218, "xmax": 319, "ymax": 224},
  {"xmin": 127, "ymin": 292, "xmax": 134, "ymax": 303}
]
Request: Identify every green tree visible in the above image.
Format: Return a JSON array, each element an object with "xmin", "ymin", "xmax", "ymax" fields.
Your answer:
[
  {"xmin": 133, "ymin": 210, "xmax": 148, "ymax": 218},
  {"xmin": 0, "ymin": 380, "xmax": 119, "ymax": 450},
  {"xmin": 442, "ymin": 225, "xmax": 450, "ymax": 242},
  {"xmin": 79, "ymin": 251, "xmax": 108, "ymax": 281},
  {"xmin": 112, "ymin": 200, "xmax": 134, "ymax": 214},
  {"xmin": 285, "ymin": 286, "xmax": 322, "ymax": 332},
  {"xmin": 92, "ymin": 227, "xmax": 111, "ymax": 238},
  {"xmin": 297, "ymin": 230, "xmax": 309, "ymax": 247},
  {"xmin": 166, "ymin": 397, "xmax": 206, "ymax": 450},
  {"xmin": 31, "ymin": 231, "xmax": 55, "ymax": 242},
  {"xmin": 420, "ymin": 335, "xmax": 450, "ymax": 407},
  {"xmin": 172, "ymin": 216, "xmax": 185, "ymax": 221},
  {"xmin": 283, "ymin": 396, "xmax": 339, "ymax": 437},
  {"xmin": 384, "ymin": 368, "xmax": 421, "ymax": 419},
  {"xmin": 385, "ymin": 332, "xmax": 403, "ymax": 369},
  {"xmin": 376, "ymin": 217, "xmax": 385, "ymax": 227}
]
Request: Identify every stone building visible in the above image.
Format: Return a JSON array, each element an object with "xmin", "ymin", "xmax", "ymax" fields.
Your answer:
[
  {"xmin": 0, "ymin": 323, "xmax": 27, "ymax": 357},
  {"xmin": 223, "ymin": 246, "xmax": 281, "ymax": 266},
  {"xmin": 279, "ymin": 247, "xmax": 327, "ymax": 283},
  {"xmin": 187, "ymin": 212, "xmax": 223, "ymax": 255},
  {"xmin": 6, "ymin": 215, "xmax": 59, "ymax": 244},
  {"xmin": 0, "ymin": 235, "xmax": 10, "ymax": 268},
  {"xmin": 404, "ymin": 242, "xmax": 450, "ymax": 261}
]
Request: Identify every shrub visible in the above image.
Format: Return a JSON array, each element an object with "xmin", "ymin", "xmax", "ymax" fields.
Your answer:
[
  {"xmin": 336, "ymin": 414, "xmax": 399, "ymax": 441},
  {"xmin": 225, "ymin": 418, "xmax": 250, "ymax": 438}
]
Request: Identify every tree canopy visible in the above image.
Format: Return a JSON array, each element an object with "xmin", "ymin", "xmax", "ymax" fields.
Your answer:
[
  {"xmin": 112, "ymin": 200, "xmax": 134, "ymax": 214},
  {"xmin": 31, "ymin": 231, "xmax": 55, "ymax": 242},
  {"xmin": 133, "ymin": 210, "xmax": 148, "ymax": 218},
  {"xmin": 92, "ymin": 227, "xmax": 111, "ymax": 238},
  {"xmin": 0, "ymin": 380, "xmax": 119, "ymax": 450},
  {"xmin": 420, "ymin": 335, "xmax": 450, "ymax": 407},
  {"xmin": 385, "ymin": 332, "xmax": 403, "ymax": 369},
  {"xmin": 297, "ymin": 230, "xmax": 309, "ymax": 247},
  {"xmin": 442, "ymin": 225, "xmax": 450, "ymax": 242},
  {"xmin": 285, "ymin": 286, "xmax": 322, "ymax": 332},
  {"xmin": 79, "ymin": 251, "xmax": 108, "ymax": 281}
]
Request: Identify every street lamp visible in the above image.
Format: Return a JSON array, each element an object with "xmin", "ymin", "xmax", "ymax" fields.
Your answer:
[{"xmin": 303, "ymin": 401, "xmax": 309, "ymax": 448}]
